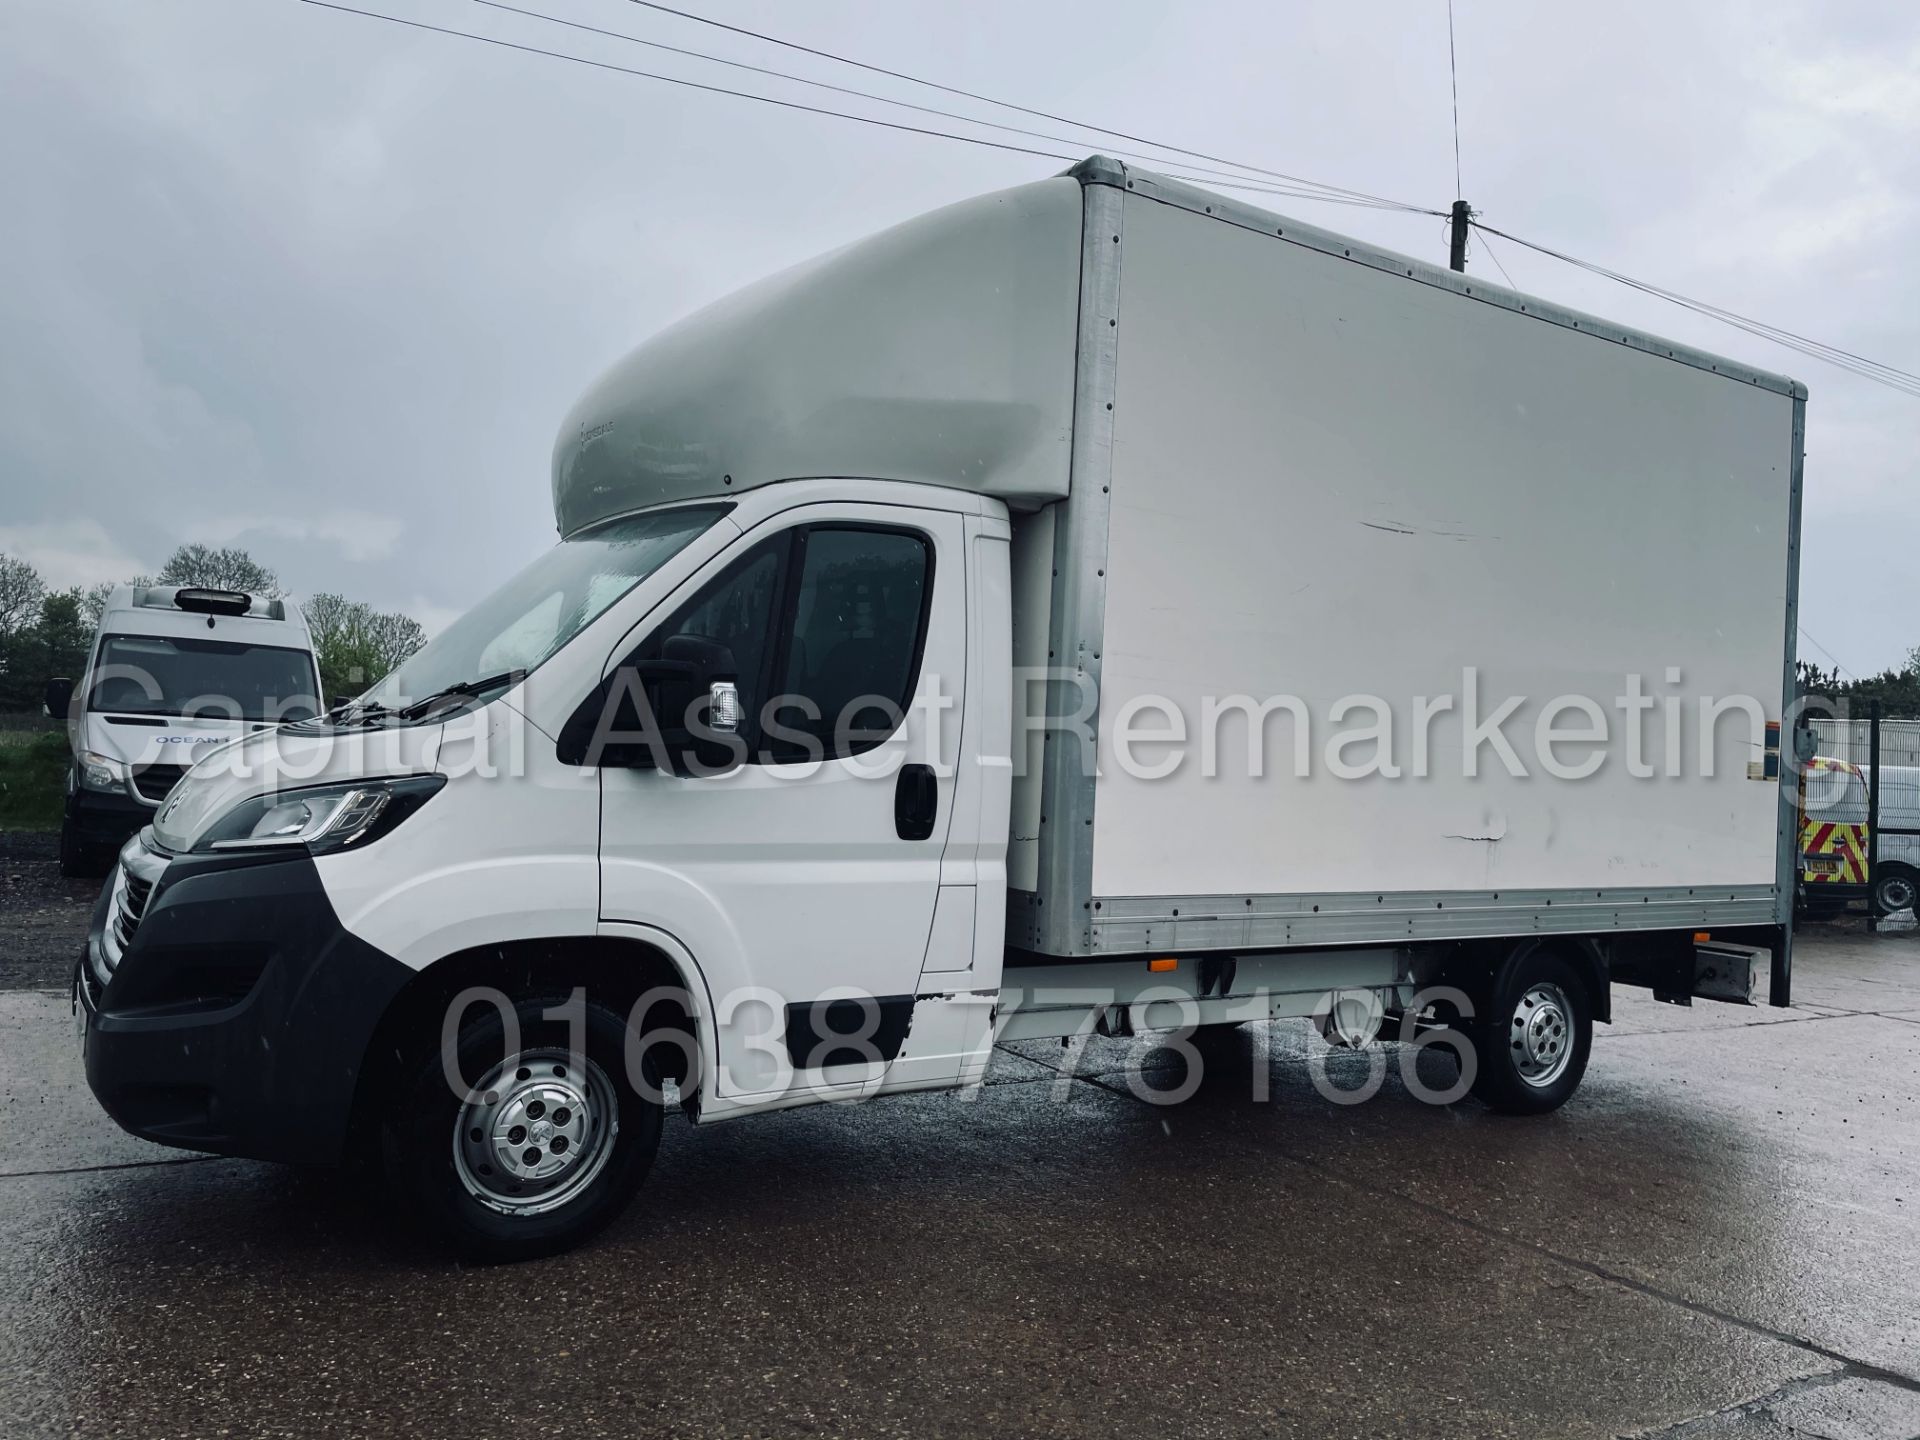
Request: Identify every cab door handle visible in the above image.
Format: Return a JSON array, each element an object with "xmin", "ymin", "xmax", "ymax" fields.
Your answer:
[{"xmin": 895, "ymin": 763, "xmax": 938, "ymax": 841}]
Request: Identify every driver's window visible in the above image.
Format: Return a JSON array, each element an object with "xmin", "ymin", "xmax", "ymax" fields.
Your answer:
[{"xmin": 640, "ymin": 538, "xmax": 784, "ymax": 739}]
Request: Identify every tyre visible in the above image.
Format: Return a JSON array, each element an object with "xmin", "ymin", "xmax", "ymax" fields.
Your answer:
[
  {"xmin": 58, "ymin": 820, "xmax": 108, "ymax": 878},
  {"xmin": 1467, "ymin": 948, "xmax": 1593, "ymax": 1115},
  {"xmin": 386, "ymin": 994, "xmax": 664, "ymax": 1263},
  {"xmin": 1872, "ymin": 865, "xmax": 1918, "ymax": 917}
]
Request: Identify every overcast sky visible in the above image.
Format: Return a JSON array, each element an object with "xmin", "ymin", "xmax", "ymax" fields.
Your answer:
[{"xmin": 2, "ymin": 0, "xmax": 1915, "ymax": 673}]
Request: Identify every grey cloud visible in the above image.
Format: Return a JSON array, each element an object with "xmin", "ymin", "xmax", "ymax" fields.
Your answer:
[{"xmin": 0, "ymin": 0, "xmax": 1914, "ymax": 672}]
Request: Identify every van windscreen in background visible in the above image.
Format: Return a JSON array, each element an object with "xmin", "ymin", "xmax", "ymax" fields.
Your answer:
[
  {"xmin": 89, "ymin": 636, "xmax": 321, "ymax": 722},
  {"xmin": 367, "ymin": 504, "xmax": 731, "ymax": 706}
]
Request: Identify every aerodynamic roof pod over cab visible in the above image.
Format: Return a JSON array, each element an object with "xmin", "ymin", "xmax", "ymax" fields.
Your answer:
[{"xmin": 78, "ymin": 158, "xmax": 1804, "ymax": 1261}]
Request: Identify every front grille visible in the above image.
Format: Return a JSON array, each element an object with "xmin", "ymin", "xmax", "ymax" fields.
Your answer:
[
  {"xmin": 113, "ymin": 871, "xmax": 153, "ymax": 952},
  {"xmin": 96, "ymin": 845, "xmax": 166, "ymax": 987},
  {"xmin": 130, "ymin": 762, "xmax": 192, "ymax": 804}
]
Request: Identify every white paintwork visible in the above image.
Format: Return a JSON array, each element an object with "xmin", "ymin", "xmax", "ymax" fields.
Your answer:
[
  {"xmin": 551, "ymin": 178, "xmax": 1083, "ymax": 537},
  {"xmin": 597, "ymin": 496, "xmax": 972, "ymax": 1102},
  {"xmin": 316, "ymin": 705, "xmax": 601, "ymax": 971},
  {"xmin": 1089, "ymin": 190, "xmax": 1795, "ymax": 898}
]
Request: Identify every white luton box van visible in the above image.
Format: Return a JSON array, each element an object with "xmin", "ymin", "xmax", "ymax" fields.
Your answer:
[{"xmin": 79, "ymin": 159, "xmax": 1805, "ymax": 1260}]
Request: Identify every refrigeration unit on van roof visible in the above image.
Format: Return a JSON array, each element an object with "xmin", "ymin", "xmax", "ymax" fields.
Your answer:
[{"xmin": 123, "ymin": 586, "xmax": 289, "ymax": 620}]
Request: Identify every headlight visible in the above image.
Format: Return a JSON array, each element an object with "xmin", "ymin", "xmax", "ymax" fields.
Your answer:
[
  {"xmin": 194, "ymin": 775, "xmax": 446, "ymax": 855},
  {"xmin": 79, "ymin": 751, "xmax": 127, "ymax": 793}
]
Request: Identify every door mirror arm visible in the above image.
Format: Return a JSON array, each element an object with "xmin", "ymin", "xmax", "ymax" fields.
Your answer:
[{"xmin": 555, "ymin": 640, "xmax": 739, "ymax": 771}]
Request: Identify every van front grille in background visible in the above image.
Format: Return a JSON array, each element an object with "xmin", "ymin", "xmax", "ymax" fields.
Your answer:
[{"xmin": 130, "ymin": 762, "xmax": 192, "ymax": 804}]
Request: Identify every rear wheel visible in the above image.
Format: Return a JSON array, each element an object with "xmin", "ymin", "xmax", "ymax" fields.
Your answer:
[
  {"xmin": 1872, "ymin": 865, "xmax": 1918, "ymax": 917},
  {"xmin": 1467, "ymin": 949, "xmax": 1593, "ymax": 1115},
  {"xmin": 386, "ymin": 995, "xmax": 663, "ymax": 1263}
]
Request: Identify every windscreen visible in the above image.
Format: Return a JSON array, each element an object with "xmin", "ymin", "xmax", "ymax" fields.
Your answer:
[
  {"xmin": 368, "ymin": 504, "xmax": 729, "ymax": 705},
  {"xmin": 89, "ymin": 636, "xmax": 321, "ymax": 722}
]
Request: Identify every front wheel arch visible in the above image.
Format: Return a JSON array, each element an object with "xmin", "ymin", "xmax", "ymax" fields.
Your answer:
[{"xmin": 345, "ymin": 935, "xmax": 704, "ymax": 1164}]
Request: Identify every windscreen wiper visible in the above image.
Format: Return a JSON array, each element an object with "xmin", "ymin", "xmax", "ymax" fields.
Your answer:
[
  {"xmin": 397, "ymin": 671, "xmax": 525, "ymax": 720},
  {"xmin": 323, "ymin": 696, "xmax": 401, "ymax": 727}
]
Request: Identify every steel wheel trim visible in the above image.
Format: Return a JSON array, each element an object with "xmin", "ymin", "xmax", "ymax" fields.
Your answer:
[
  {"xmin": 452, "ymin": 1048, "xmax": 619, "ymax": 1215},
  {"xmin": 1509, "ymin": 982, "xmax": 1575, "ymax": 1089},
  {"xmin": 1878, "ymin": 874, "xmax": 1917, "ymax": 913}
]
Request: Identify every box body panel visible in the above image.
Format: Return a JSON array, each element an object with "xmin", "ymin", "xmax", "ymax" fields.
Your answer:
[{"xmin": 1019, "ymin": 171, "xmax": 1801, "ymax": 956}]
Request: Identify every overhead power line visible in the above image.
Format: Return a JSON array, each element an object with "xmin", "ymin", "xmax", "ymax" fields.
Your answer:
[
  {"xmin": 298, "ymin": 1, "xmax": 1440, "ymax": 213},
  {"xmin": 295, "ymin": 0, "xmax": 1910, "ymax": 401},
  {"xmin": 1473, "ymin": 219, "xmax": 1920, "ymax": 398},
  {"xmin": 1799, "ymin": 627, "xmax": 1855, "ymax": 682},
  {"xmin": 618, "ymin": 0, "xmax": 1424, "ymax": 212},
  {"xmin": 298, "ymin": 1, "xmax": 1077, "ymax": 163},
  {"xmin": 1473, "ymin": 224, "xmax": 1518, "ymax": 291},
  {"xmin": 466, "ymin": 0, "xmax": 1430, "ymax": 211}
]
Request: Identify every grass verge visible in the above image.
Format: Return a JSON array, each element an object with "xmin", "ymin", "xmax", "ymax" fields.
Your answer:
[{"xmin": 0, "ymin": 733, "xmax": 68, "ymax": 833}]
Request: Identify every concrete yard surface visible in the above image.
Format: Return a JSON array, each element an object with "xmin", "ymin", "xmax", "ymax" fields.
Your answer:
[{"xmin": 0, "ymin": 862, "xmax": 1916, "ymax": 1437}]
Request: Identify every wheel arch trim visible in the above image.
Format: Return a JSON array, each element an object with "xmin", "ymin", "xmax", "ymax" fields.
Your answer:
[{"xmin": 347, "ymin": 926, "xmax": 720, "ymax": 1154}]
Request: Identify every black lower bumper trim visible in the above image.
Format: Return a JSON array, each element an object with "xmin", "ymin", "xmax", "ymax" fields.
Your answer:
[
  {"xmin": 65, "ymin": 788, "xmax": 153, "ymax": 852},
  {"xmin": 82, "ymin": 846, "xmax": 413, "ymax": 1165}
]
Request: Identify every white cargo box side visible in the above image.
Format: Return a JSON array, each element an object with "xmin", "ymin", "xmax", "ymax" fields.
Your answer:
[{"xmin": 1014, "ymin": 163, "xmax": 1803, "ymax": 957}]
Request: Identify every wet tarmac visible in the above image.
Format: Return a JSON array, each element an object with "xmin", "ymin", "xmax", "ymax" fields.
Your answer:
[{"xmin": 1, "ymin": 926, "xmax": 1917, "ymax": 1438}]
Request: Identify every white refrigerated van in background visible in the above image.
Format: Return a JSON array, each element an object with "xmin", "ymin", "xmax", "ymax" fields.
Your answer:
[
  {"xmin": 1864, "ymin": 764, "xmax": 1920, "ymax": 915},
  {"xmin": 77, "ymin": 159, "xmax": 1805, "ymax": 1261},
  {"xmin": 53, "ymin": 585, "xmax": 321, "ymax": 874}
]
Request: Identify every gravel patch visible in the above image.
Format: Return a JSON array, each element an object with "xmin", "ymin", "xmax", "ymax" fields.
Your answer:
[{"xmin": 0, "ymin": 831, "xmax": 100, "ymax": 991}]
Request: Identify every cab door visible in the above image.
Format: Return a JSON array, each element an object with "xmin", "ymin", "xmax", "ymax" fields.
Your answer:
[{"xmin": 598, "ymin": 503, "xmax": 967, "ymax": 1102}]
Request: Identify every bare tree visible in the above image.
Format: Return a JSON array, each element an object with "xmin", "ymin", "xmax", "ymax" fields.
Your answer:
[
  {"xmin": 363, "ymin": 610, "xmax": 427, "ymax": 674},
  {"xmin": 302, "ymin": 591, "xmax": 353, "ymax": 653},
  {"xmin": 81, "ymin": 581, "xmax": 116, "ymax": 627},
  {"xmin": 0, "ymin": 553, "xmax": 46, "ymax": 637},
  {"xmin": 157, "ymin": 544, "xmax": 281, "ymax": 597}
]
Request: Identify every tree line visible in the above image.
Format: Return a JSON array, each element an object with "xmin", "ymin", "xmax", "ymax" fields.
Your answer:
[
  {"xmin": 0, "ymin": 544, "xmax": 426, "ymax": 711},
  {"xmin": 1797, "ymin": 651, "xmax": 1920, "ymax": 720}
]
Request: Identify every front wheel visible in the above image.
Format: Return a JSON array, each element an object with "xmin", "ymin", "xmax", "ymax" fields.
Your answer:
[
  {"xmin": 1468, "ymin": 949, "xmax": 1593, "ymax": 1115},
  {"xmin": 1873, "ymin": 865, "xmax": 1918, "ymax": 917},
  {"xmin": 386, "ymin": 995, "xmax": 664, "ymax": 1263}
]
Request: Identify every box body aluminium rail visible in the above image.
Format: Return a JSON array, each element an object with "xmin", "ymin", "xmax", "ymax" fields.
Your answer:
[{"xmin": 78, "ymin": 156, "xmax": 1805, "ymax": 1260}]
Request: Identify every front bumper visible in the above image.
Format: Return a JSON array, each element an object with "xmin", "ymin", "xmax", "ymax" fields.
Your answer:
[
  {"xmin": 64, "ymin": 786, "xmax": 152, "ymax": 852},
  {"xmin": 79, "ymin": 838, "xmax": 413, "ymax": 1165}
]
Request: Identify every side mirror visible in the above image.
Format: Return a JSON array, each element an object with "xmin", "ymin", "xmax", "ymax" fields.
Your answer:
[
  {"xmin": 43, "ymin": 676, "xmax": 74, "ymax": 719},
  {"xmin": 658, "ymin": 634, "xmax": 737, "ymax": 687},
  {"xmin": 555, "ymin": 637, "xmax": 740, "ymax": 771}
]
